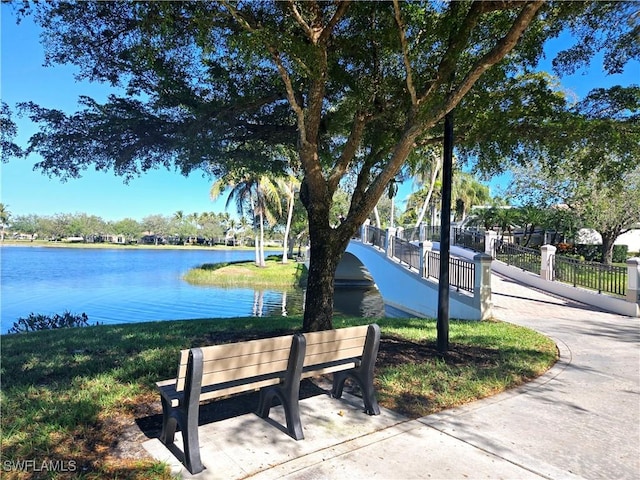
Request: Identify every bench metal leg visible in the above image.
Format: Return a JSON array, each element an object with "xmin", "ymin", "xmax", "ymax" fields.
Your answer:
[
  {"xmin": 182, "ymin": 348, "xmax": 205, "ymax": 474},
  {"xmin": 331, "ymin": 324, "xmax": 381, "ymax": 416},
  {"xmin": 257, "ymin": 334, "xmax": 306, "ymax": 440},
  {"xmin": 180, "ymin": 405, "xmax": 203, "ymax": 474},
  {"xmin": 159, "ymin": 395, "xmax": 178, "ymax": 446}
]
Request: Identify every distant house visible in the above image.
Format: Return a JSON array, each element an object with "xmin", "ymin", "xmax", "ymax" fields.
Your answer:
[
  {"xmin": 103, "ymin": 234, "xmax": 126, "ymax": 244},
  {"xmin": 578, "ymin": 228, "xmax": 640, "ymax": 253},
  {"xmin": 141, "ymin": 234, "xmax": 165, "ymax": 245},
  {"xmin": 13, "ymin": 233, "xmax": 36, "ymax": 241}
]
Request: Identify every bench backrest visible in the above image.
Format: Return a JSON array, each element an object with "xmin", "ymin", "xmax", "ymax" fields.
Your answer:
[
  {"xmin": 176, "ymin": 334, "xmax": 301, "ymax": 401},
  {"xmin": 301, "ymin": 324, "xmax": 376, "ymax": 377}
]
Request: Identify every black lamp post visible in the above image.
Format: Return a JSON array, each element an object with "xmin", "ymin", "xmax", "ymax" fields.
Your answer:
[{"xmin": 437, "ymin": 109, "xmax": 454, "ymax": 354}]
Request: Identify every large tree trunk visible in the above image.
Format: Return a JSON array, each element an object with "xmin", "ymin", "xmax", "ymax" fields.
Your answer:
[
  {"xmin": 301, "ymin": 182, "xmax": 356, "ymax": 332},
  {"xmin": 601, "ymin": 231, "xmax": 618, "ymax": 265},
  {"xmin": 303, "ymin": 234, "xmax": 342, "ymax": 332}
]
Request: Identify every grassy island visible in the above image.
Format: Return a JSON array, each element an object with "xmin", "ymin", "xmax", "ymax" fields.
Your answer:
[{"xmin": 182, "ymin": 256, "xmax": 308, "ymax": 288}]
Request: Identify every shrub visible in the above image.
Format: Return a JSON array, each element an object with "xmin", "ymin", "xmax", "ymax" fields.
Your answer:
[
  {"xmin": 8, "ymin": 311, "xmax": 96, "ymax": 334},
  {"xmin": 612, "ymin": 245, "xmax": 629, "ymax": 263},
  {"xmin": 574, "ymin": 244, "xmax": 629, "ymax": 263},
  {"xmin": 575, "ymin": 244, "xmax": 601, "ymax": 262},
  {"xmin": 555, "ymin": 242, "xmax": 575, "ymax": 255}
]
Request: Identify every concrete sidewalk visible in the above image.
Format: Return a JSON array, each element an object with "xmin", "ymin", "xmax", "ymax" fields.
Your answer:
[{"xmin": 143, "ymin": 274, "xmax": 640, "ymax": 479}]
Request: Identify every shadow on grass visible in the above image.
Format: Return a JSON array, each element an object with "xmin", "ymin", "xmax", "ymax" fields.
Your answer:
[
  {"xmin": 135, "ymin": 379, "xmax": 326, "ymax": 440},
  {"xmin": 1, "ymin": 316, "xmax": 556, "ymax": 478}
]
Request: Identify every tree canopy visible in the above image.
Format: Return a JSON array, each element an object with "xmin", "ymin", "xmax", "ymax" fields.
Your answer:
[{"xmin": 8, "ymin": 0, "xmax": 639, "ymax": 331}]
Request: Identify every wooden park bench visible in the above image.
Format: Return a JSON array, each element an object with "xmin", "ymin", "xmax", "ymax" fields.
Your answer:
[
  {"xmin": 258, "ymin": 323, "xmax": 381, "ymax": 420},
  {"xmin": 156, "ymin": 324, "xmax": 380, "ymax": 474}
]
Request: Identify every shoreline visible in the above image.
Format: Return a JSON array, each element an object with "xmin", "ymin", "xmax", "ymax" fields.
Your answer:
[{"xmin": 0, "ymin": 240, "xmax": 283, "ymax": 251}]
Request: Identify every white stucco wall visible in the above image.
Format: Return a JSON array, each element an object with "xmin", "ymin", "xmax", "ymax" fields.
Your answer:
[{"xmin": 577, "ymin": 228, "xmax": 640, "ymax": 252}]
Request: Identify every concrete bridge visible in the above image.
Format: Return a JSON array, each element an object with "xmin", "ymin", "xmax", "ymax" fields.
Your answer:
[
  {"xmin": 336, "ymin": 226, "xmax": 640, "ymax": 319},
  {"xmin": 336, "ymin": 237, "xmax": 493, "ymax": 321}
]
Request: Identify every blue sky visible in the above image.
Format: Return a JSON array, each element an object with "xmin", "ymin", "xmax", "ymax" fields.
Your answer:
[
  {"xmin": 1, "ymin": 5, "xmax": 638, "ymax": 222},
  {"xmin": 1, "ymin": 7, "xmax": 224, "ymax": 221}
]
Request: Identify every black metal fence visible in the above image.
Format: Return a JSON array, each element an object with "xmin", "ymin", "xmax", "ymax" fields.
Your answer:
[
  {"xmin": 392, "ymin": 236, "xmax": 421, "ymax": 271},
  {"xmin": 453, "ymin": 228, "xmax": 485, "ymax": 253},
  {"xmin": 495, "ymin": 242, "xmax": 540, "ymax": 274},
  {"xmin": 398, "ymin": 225, "xmax": 441, "ymax": 242},
  {"xmin": 365, "ymin": 226, "xmax": 386, "ymax": 250},
  {"xmin": 399, "ymin": 226, "xmax": 421, "ymax": 242},
  {"xmin": 423, "ymin": 250, "xmax": 475, "ymax": 293},
  {"xmin": 554, "ymin": 255, "xmax": 627, "ymax": 296}
]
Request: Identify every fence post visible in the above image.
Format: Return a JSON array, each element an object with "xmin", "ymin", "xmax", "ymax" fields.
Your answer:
[
  {"xmin": 485, "ymin": 231, "xmax": 498, "ymax": 257},
  {"xmin": 360, "ymin": 224, "xmax": 368, "ymax": 243},
  {"xmin": 474, "ymin": 253, "xmax": 493, "ymax": 320},
  {"xmin": 627, "ymin": 258, "xmax": 640, "ymax": 304},
  {"xmin": 385, "ymin": 227, "xmax": 396, "ymax": 258},
  {"xmin": 419, "ymin": 241, "xmax": 432, "ymax": 278},
  {"xmin": 540, "ymin": 244, "xmax": 556, "ymax": 281}
]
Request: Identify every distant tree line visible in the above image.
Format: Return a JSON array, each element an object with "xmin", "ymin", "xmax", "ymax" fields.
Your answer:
[{"xmin": 5, "ymin": 210, "xmax": 273, "ymax": 246}]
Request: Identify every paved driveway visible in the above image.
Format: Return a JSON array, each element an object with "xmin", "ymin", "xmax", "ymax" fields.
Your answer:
[{"xmin": 467, "ymin": 273, "xmax": 640, "ymax": 479}]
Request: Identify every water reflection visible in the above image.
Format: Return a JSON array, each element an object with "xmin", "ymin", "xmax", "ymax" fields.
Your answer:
[
  {"xmin": 1, "ymin": 247, "xmax": 392, "ymax": 332},
  {"xmin": 248, "ymin": 286, "xmax": 385, "ymax": 318},
  {"xmin": 334, "ymin": 286, "xmax": 386, "ymax": 317}
]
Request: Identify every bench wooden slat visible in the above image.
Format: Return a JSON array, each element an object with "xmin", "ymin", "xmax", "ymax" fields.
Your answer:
[
  {"xmin": 303, "ymin": 336, "xmax": 367, "ymax": 354},
  {"xmin": 303, "ymin": 326, "xmax": 368, "ymax": 346},
  {"xmin": 201, "ymin": 347, "xmax": 294, "ymax": 371},
  {"xmin": 175, "ymin": 335, "xmax": 295, "ymax": 391},
  {"xmin": 301, "ymin": 361, "xmax": 358, "ymax": 379},
  {"xmin": 159, "ymin": 376, "xmax": 285, "ymax": 407},
  {"xmin": 304, "ymin": 346, "xmax": 366, "ymax": 366},
  {"xmin": 199, "ymin": 377, "xmax": 282, "ymax": 402},
  {"xmin": 200, "ymin": 357, "xmax": 291, "ymax": 386},
  {"xmin": 198, "ymin": 335, "xmax": 296, "ymax": 361}
]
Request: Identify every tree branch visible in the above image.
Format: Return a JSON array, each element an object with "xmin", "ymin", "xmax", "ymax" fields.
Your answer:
[
  {"xmin": 328, "ymin": 111, "xmax": 368, "ymax": 194},
  {"xmin": 319, "ymin": 1, "xmax": 351, "ymax": 44},
  {"xmin": 287, "ymin": 0, "xmax": 351, "ymax": 45},
  {"xmin": 423, "ymin": 1, "xmax": 483, "ymax": 102},
  {"xmin": 392, "ymin": 0, "xmax": 418, "ymax": 107},
  {"xmin": 439, "ymin": 1, "xmax": 545, "ymax": 121},
  {"xmin": 267, "ymin": 47, "xmax": 308, "ymax": 141},
  {"xmin": 219, "ymin": 0, "xmax": 257, "ymax": 32},
  {"xmin": 286, "ymin": 0, "xmax": 315, "ymax": 40}
]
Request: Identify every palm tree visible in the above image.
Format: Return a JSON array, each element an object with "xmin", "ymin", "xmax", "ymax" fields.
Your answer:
[
  {"xmin": 277, "ymin": 175, "xmax": 301, "ymax": 263},
  {"xmin": 0, "ymin": 203, "xmax": 10, "ymax": 241},
  {"xmin": 226, "ymin": 217, "xmax": 238, "ymax": 246},
  {"xmin": 188, "ymin": 212, "xmax": 199, "ymax": 228},
  {"xmin": 407, "ymin": 146, "xmax": 443, "ymax": 227},
  {"xmin": 237, "ymin": 216, "xmax": 250, "ymax": 246},
  {"xmin": 452, "ymin": 172, "xmax": 491, "ymax": 222},
  {"xmin": 211, "ymin": 172, "xmax": 282, "ymax": 267}
]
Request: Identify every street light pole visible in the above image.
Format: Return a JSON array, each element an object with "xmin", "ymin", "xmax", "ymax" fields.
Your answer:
[{"xmin": 437, "ymin": 109, "xmax": 454, "ymax": 354}]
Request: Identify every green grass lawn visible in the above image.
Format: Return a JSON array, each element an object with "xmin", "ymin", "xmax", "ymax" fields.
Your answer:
[
  {"xmin": 182, "ymin": 256, "xmax": 308, "ymax": 287},
  {"xmin": 1, "ymin": 316, "xmax": 557, "ymax": 479}
]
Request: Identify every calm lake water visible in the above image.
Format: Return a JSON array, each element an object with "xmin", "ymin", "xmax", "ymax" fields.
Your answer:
[{"xmin": 0, "ymin": 246, "xmax": 386, "ymax": 333}]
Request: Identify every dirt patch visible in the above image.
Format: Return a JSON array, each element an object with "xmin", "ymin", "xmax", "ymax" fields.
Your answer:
[{"xmin": 377, "ymin": 334, "xmax": 499, "ymax": 369}]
